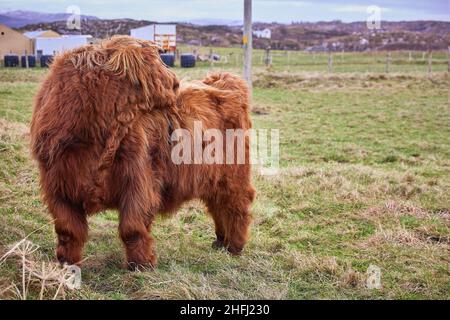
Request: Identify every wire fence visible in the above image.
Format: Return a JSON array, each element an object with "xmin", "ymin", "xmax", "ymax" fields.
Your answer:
[
  {"xmin": 2, "ymin": 47, "xmax": 449, "ymax": 74},
  {"xmin": 179, "ymin": 46, "xmax": 450, "ymax": 74}
]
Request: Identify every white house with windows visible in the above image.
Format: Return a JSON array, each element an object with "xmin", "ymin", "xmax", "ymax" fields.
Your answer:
[{"xmin": 253, "ymin": 28, "xmax": 271, "ymax": 39}]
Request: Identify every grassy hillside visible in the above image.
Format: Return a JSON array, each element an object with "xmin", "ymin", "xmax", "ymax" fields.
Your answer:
[
  {"xmin": 0, "ymin": 61, "xmax": 449, "ymax": 299},
  {"xmin": 16, "ymin": 19, "xmax": 450, "ymax": 51}
]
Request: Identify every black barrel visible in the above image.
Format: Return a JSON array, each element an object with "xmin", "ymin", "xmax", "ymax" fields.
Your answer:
[
  {"xmin": 4, "ymin": 55, "xmax": 19, "ymax": 67},
  {"xmin": 160, "ymin": 53, "xmax": 175, "ymax": 67},
  {"xmin": 40, "ymin": 55, "xmax": 54, "ymax": 68},
  {"xmin": 180, "ymin": 54, "xmax": 196, "ymax": 68},
  {"xmin": 21, "ymin": 55, "xmax": 36, "ymax": 68}
]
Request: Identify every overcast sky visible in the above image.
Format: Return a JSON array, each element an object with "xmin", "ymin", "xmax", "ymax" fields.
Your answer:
[{"xmin": 1, "ymin": 0, "xmax": 449, "ymax": 23}]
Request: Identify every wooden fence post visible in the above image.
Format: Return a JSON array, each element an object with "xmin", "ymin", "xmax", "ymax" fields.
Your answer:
[
  {"xmin": 328, "ymin": 52, "xmax": 333, "ymax": 73},
  {"xmin": 24, "ymin": 50, "xmax": 29, "ymax": 68},
  {"xmin": 264, "ymin": 47, "xmax": 271, "ymax": 67},
  {"xmin": 427, "ymin": 51, "xmax": 432, "ymax": 74},
  {"xmin": 385, "ymin": 52, "xmax": 391, "ymax": 73},
  {"xmin": 209, "ymin": 48, "xmax": 214, "ymax": 68},
  {"xmin": 448, "ymin": 48, "xmax": 450, "ymax": 73}
]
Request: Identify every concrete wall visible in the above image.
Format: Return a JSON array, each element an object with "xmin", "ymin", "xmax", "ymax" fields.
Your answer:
[
  {"xmin": 130, "ymin": 24, "xmax": 176, "ymax": 51},
  {"xmin": 154, "ymin": 24, "xmax": 176, "ymax": 35},
  {"xmin": 34, "ymin": 36, "xmax": 91, "ymax": 55},
  {"xmin": 130, "ymin": 25, "xmax": 155, "ymax": 41}
]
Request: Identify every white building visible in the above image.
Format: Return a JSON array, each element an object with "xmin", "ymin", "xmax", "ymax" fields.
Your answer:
[
  {"xmin": 253, "ymin": 28, "xmax": 271, "ymax": 39},
  {"xmin": 35, "ymin": 35, "xmax": 92, "ymax": 56},
  {"xmin": 130, "ymin": 24, "xmax": 176, "ymax": 52}
]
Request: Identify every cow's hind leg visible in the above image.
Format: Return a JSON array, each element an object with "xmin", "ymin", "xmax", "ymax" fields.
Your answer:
[{"xmin": 118, "ymin": 170, "xmax": 157, "ymax": 270}]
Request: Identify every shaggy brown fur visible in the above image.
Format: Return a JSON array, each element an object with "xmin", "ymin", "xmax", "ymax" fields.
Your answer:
[{"xmin": 30, "ymin": 36, "xmax": 255, "ymax": 269}]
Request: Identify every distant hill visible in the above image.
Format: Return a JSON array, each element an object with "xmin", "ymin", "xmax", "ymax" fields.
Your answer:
[
  {"xmin": 0, "ymin": 10, "xmax": 98, "ymax": 28},
  {"xmin": 0, "ymin": 14, "xmax": 31, "ymax": 28},
  {"xmin": 250, "ymin": 20, "xmax": 450, "ymax": 51},
  {"xmin": 5, "ymin": 10, "xmax": 450, "ymax": 51}
]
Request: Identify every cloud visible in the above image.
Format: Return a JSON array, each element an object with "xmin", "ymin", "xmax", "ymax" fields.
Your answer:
[
  {"xmin": 334, "ymin": 5, "xmax": 392, "ymax": 13},
  {"xmin": 1, "ymin": 0, "xmax": 447, "ymax": 22}
]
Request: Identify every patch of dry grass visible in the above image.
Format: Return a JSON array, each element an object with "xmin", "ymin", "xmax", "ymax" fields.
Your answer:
[
  {"xmin": 254, "ymin": 72, "xmax": 450, "ymax": 91},
  {"xmin": 0, "ymin": 237, "xmax": 81, "ymax": 300}
]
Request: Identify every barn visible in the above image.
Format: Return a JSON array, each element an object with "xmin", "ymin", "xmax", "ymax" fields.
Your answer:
[
  {"xmin": 0, "ymin": 23, "xmax": 33, "ymax": 57},
  {"xmin": 23, "ymin": 29, "xmax": 61, "ymax": 57},
  {"xmin": 130, "ymin": 24, "xmax": 176, "ymax": 52}
]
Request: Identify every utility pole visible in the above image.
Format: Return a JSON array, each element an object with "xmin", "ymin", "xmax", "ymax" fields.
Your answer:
[{"xmin": 243, "ymin": 0, "xmax": 253, "ymax": 93}]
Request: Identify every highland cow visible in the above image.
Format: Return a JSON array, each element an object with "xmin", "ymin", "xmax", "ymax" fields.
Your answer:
[{"xmin": 30, "ymin": 36, "xmax": 255, "ymax": 270}]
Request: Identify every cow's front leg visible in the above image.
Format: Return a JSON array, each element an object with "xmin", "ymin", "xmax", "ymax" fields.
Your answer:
[
  {"xmin": 119, "ymin": 211, "xmax": 156, "ymax": 271},
  {"xmin": 48, "ymin": 198, "xmax": 88, "ymax": 266}
]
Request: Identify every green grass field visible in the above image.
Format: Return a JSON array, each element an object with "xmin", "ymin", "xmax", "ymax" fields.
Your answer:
[{"xmin": 0, "ymin": 58, "xmax": 449, "ymax": 299}]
